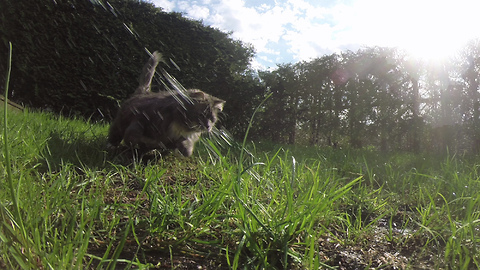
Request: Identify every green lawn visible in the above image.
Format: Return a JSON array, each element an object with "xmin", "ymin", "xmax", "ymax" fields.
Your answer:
[{"xmin": 1, "ymin": 107, "xmax": 480, "ymax": 269}]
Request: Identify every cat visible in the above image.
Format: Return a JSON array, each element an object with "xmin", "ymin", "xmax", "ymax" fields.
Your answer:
[{"xmin": 107, "ymin": 51, "xmax": 225, "ymax": 157}]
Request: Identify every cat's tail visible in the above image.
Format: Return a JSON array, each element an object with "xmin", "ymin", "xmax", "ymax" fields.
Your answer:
[{"xmin": 134, "ymin": 51, "xmax": 162, "ymax": 95}]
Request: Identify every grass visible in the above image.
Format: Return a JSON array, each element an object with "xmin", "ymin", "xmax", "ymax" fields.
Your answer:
[
  {"xmin": 1, "ymin": 52, "xmax": 480, "ymax": 268},
  {"xmin": 1, "ymin": 106, "xmax": 480, "ymax": 269}
]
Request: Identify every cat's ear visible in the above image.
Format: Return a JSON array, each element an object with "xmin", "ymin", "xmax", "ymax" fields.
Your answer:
[
  {"xmin": 188, "ymin": 90, "xmax": 206, "ymax": 100},
  {"xmin": 213, "ymin": 99, "xmax": 225, "ymax": 111}
]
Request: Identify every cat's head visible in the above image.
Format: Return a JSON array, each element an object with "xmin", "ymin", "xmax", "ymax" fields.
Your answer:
[{"xmin": 183, "ymin": 90, "xmax": 225, "ymax": 132}]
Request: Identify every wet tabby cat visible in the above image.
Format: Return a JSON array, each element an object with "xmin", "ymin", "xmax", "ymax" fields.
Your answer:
[{"xmin": 107, "ymin": 51, "xmax": 225, "ymax": 157}]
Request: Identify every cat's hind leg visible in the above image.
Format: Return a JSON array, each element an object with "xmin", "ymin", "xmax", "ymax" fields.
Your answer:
[
  {"xmin": 123, "ymin": 121, "xmax": 145, "ymax": 148},
  {"xmin": 107, "ymin": 120, "xmax": 125, "ymax": 148}
]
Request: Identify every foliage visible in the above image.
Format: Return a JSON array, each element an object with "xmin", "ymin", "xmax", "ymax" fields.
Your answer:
[
  {"xmin": 0, "ymin": 0, "xmax": 259, "ymax": 135},
  {"xmin": 256, "ymin": 42, "xmax": 480, "ymax": 153}
]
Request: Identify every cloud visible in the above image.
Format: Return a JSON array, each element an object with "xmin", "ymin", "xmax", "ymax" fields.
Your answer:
[
  {"xmin": 153, "ymin": 0, "xmax": 175, "ymax": 12},
  {"xmin": 179, "ymin": 2, "xmax": 211, "ymax": 20},
  {"xmin": 151, "ymin": 0, "xmax": 339, "ymax": 67},
  {"xmin": 177, "ymin": 1, "xmax": 332, "ymax": 60},
  {"xmin": 151, "ymin": 0, "xmax": 480, "ymax": 68}
]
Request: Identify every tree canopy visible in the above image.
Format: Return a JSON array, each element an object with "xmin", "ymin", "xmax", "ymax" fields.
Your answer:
[{"xmin": 254, "ymin": 43, "xmax": 480, "ymax": 153}]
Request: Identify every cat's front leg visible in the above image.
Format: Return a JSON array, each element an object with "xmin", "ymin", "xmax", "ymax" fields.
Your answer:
[{"xmin": 177, "ymin": 139, "xmax": 195, "ymax": 157}]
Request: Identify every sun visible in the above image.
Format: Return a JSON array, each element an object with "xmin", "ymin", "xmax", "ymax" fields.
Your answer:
[
  {"xmin": 406, "ymin": 0, "xmax": 480, "ymax": 61},
  {"xmin": 401, "ymin": 34, "xmax": 466, "ymax": 63},
  {"xmin": 394, "ymin": 0, "xmax": 479, "ymax": 62}
]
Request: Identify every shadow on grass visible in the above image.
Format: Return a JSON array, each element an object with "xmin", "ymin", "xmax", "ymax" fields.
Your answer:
[
  {"xmin": 39, "ymin": 131, "xmax": 110, "ymax": 172},
  {"xmin": 38, "ymin": 130, "xmax": 172, "ymax": 172}
]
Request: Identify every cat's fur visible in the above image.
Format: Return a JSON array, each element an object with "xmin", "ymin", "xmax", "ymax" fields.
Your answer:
[{"xmin": 107, "ymin": 51, "xmax": 225, "ymax": 157}]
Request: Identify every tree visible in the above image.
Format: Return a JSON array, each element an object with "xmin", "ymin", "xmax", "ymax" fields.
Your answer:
[
  {"xmin": 257, "ymin": 64, "xmax": 299, "ymax": 144},
  {"xmin": 459, "ymin": 40, "xmax": 480, "ymax": 152},
  {"xmin": 301, "ymin": 54, "xmax": 342, "ymax": 146}
]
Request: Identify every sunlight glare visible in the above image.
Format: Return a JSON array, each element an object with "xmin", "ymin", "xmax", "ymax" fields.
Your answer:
[
  {"xmin": 404, "ymin": 1, "xmax": 476, "ymax": 61},
  {"xmin": 349, "ymin": 0, "xmax": 480, "ymax": 62},
  {"xmin": 396, "ymin": 0, "xmax": 478, "ymax": 61}
]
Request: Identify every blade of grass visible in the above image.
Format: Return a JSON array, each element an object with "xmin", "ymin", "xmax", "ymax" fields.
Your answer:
[
  {"xmin": 106, "ymin": 217, "xmax": 133, "ymax": 270},
  {"xmin": 237, "ymin": 92, "xmax": 272, "ymax": 178},
  {"xmin": 3, "ymin": 43, "xmax": 24, "ymax": 232},
  {"xmin": 2, "ymin": 42, "xmax": 36, "ymax": 268}
]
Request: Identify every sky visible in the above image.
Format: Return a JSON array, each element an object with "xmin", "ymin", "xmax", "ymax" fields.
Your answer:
[{"xmin": 151, "ymin": 0, "xmax": 480, "ymax": 70}]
